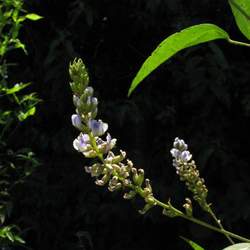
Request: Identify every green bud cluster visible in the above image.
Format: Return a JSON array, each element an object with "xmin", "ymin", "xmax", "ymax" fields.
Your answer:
[
  {"xmin": 170, "ymin": 138, "xmax": 210, "ymax": 212},
  {"xmin": 183, "ymin": 197, "xmax": 193, "ymax": 217},
  {"xmin": 178, "ymin": 160, "xmax": 209, "ymax": 212},
  {"xmin": 69, "ymin": 58, "xmax": 89, "ymax": 95}
]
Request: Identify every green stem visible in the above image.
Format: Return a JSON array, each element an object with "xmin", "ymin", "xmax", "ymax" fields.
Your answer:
[
  {"xmin": 88, "ymin": 132, "xmax": 104, "ymax": 161},
  {"xmin": 228, "ymin": 38, "xmax": 250, "ymax": 48},
  {"xmin": 154, "ymin": 198, "xmax": 250, "ymax": 243},
  {"xmin": 208, "ymin": 208, "xmax": 234, "ymax": 244},
  {"xmin": 85, "ymin": 125, "xmax": 249, "ymax": 243}
]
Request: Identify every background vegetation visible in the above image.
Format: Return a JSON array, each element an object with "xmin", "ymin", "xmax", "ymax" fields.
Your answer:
[{"xmin": 1, "ymin": 0, "xmax": 250, "ymax": 249}]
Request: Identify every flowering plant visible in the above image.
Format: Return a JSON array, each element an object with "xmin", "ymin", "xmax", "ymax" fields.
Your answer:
[{"xmin": 69, "ymin": 58, "xmax": 250, "ymax": 250}]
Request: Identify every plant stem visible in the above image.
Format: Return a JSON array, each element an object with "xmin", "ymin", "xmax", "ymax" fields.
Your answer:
[
  {"xmin": 86, "ymin": 129, "xmax": 249, "ymax": 243},
  {"xmin": 208, "ymin": 208, "xmax": 234, "ymax": 244},
  {"xmin": 154, "ymin": 198, "xmax": 250, "ymax": 243},
  {"xmin": 228, "ymin": 38, "xmax": 250, "ymax": 48}
]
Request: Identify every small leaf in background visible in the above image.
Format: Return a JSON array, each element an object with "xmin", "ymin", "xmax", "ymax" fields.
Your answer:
[
  {"xmin": 13, "ymin": 234, "xmax": 25, "ymax": 244},
  {"xmin": 223, "ymin": 243, "xmax": 250, "ymax": 250},
  {"xmin": 128, "ymin": 23, "xmax": 229, "ymax": 96},
  {"xmin": 17, "ymin": 106, "xmax": 36, "ymax": 121},
  {"xmin": 4, "ymin": 82, "xmax": 31, "ymax": 95},
  {"xmin": 228, "ymin": 0, "xmax": 250, "ymax": 40},
  {"xmin": 0, "ymin": 225, "xmax": 25, "ymax": 244},
  {"xmin": 25, "ymin": 13, "xmax": 43, "ymax": 21},
  {"xmin": 180, "ymin": 236, "xmax": 205, "ymax": 250}
]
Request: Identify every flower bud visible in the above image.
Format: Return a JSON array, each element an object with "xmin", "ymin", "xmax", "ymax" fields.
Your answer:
[
  {"xmin": 89, "ymin": 163, "xmax": 104, "ymax": 177},
  {"xmin": 137, "ymin": 169, "xmax": 144, "ymax": 187},
  {"xmin": 138, "ymin": 203, "xmax": 154, "ymax": 215},
  {"xmin": 71, "ymin": 114, "xmax": 84, "ymax": 131},
  {"xmin": 183, "ymin": 198, "xmax": 193, "ymax": 217},
  {"xmin": 83, "ymin": 150, "xmax": 97, "ymax": 158},
  {"xmin": 108, "ymin": 182, "xmax": 122, "ymax": 192},
  {"xmin": 73, "ymin": 95, "xmax": 80, "ymax": 107},
  {"xmin": 123, "ymin": 179, "xmax": 132, "ymax": 187},
  {"xmin": 123, "ymin": 191, "xmax": 136, "ymax": 199},
  {"xmin": 145, "ymin": 179, "xmax": 152, "ymax": 193},
  {"xmin": 95, "ymin": 179, "xmax": 105, "ymax": 186},
  {"xmin": 173, "ymin": 137, "xmax": 188, "ymax": 151}
]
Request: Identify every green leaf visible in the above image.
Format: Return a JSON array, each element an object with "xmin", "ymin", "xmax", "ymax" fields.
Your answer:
[
  {"xmin": 13, "ymin": 234, "xmax": 25, "ymax": 244},
  {"xmin": 223, "ymin": 243, "xmax": 250, "ymax": 250},
  {"xmin": 180, "ymin": 236, "xmax": 205, "ymax": 250},
  {"xmin": 229, "ymin": 0, "xmax": 250, "ymax": 40},
  {"xmin": 4, "ymin": 82, "xmax": 31, "ymax": 95},
  {"xmin": 6, "ymin": 231, "xmax": 15, "ymax": 242},
  {"xmin": 128, "ymin": 23, "xmax": 229, "ymax": 96},
  {"xmin": 25, "ymin": 13, "xmax": 43, "ymax": 21},
  {"xmin": 17, "ymin": 106, "xmax": 36, "ymax": 121}
]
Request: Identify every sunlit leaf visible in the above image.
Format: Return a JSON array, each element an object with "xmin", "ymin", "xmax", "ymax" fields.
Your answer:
[
  {"xmin": 11, "ymin": 38, "xmax": 27, "ymax": 54},
  {"xmin": 128, "ymin": 23, "xmax": 229, "ymax": 96},
  {"xmin": 6, "ymin": 231, "xmax": 14, "ymax": 242},
  {"xmin": 223, "ymin": 243, "xmax": 250, "ymax": 250},
  {"xmin": 25, "ymin": 13, "xmax": 43, "ymax": 21},
  {"xmin": 229, "ymin": 0, "xmax": 250, "ymax": 40},
  {"xmin": 17, "ymin": 106, "xmax": 36, "ymax": 121},
  {"xmin": 4, "ymin": 82, "xmax": 31, "ymax": 95},
  {"xmin": 13, "ymin": 234, "xmax": 25, "ymax": 244}
]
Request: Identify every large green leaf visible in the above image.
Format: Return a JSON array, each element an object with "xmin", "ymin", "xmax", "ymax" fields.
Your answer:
[
  {"xmin": 223, "ymin": 243, "xmax": 250, "ymax": 250},
  {"xmin": 229, "ymin": 0, "xmax": 250, "ymax": 40},
  {"xmin": 180, "ymin": 236, "xmax": 205, "ymax": 250},
  {"xmin": 128, "ymin": 23, "xmax": 229, "ymax": 96}
]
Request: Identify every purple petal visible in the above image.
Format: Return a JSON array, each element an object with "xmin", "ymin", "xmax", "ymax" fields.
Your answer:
[
  {"xmin": 173, "ymin": 137, "xmax": 188, "ymax": 151},
  {"xmin": 88, "ymin": 119, "xmax": 108, "ymax": 136},
  {"xmin": 181, "ymin": 150, "xmax": 192, "ymax": 162},
  {"xmin": 73, "ymin": 133, "xmax": 90, "ymax": 152},
  {"xmin": 71, "ymin": 114, "xmax": 83, "ymax": 130},
  {"xmin": 170, "ymin": 148, "xmax": 181, "ymax": 159}
]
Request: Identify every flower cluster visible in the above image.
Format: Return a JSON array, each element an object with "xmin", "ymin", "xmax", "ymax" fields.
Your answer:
[
  {"xmin": 69, "ymin": 59, "xmax": 156, "ymax": 214},
  {"xmin": 170, "ymin": 137, "xmax": 210, "ymax": 212}
]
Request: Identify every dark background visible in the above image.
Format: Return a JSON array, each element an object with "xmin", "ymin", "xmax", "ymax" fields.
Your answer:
[{"xmin": 7, "ymin": 0, "xmax": 250, "ymax": 249}]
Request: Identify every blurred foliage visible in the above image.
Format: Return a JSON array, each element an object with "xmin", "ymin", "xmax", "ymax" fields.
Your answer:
[
  {"xmin": 1, "ymin": 0, "xmax": 250, "ymax": 250},
  {"xmin": 0, "ymin": 0, "xmax": 41, "ymax": 248}
]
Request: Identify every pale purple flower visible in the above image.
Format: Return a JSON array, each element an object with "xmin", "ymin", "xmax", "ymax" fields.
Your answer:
[
  {"xmin": 73, "ymin": 133, "xmax": 90, "ymax": 152},
  {"xmin": 170, "ymin": 148, "xmax": 192, "ymax": 162},
  {"xmin": 180, "ymin": 150, "xmax": 192, "ymax": 162},
  {"xmin": 170, "ymin": 148, "xmax": 181, "ymax": 159},
  {"xmin": 71, "ymin": 114, "xmax": 83, "ymax": 130},
  {"xmin": 171, "ymin": 138, "xmax": 192, "ymax": 163},
  {"xmin": 173, "ymin": 137, "xmax": 188, "ymax": 151},
  {"xmin": 88, "ymin": 119, "xmax": 108, "ymax": 136}
]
